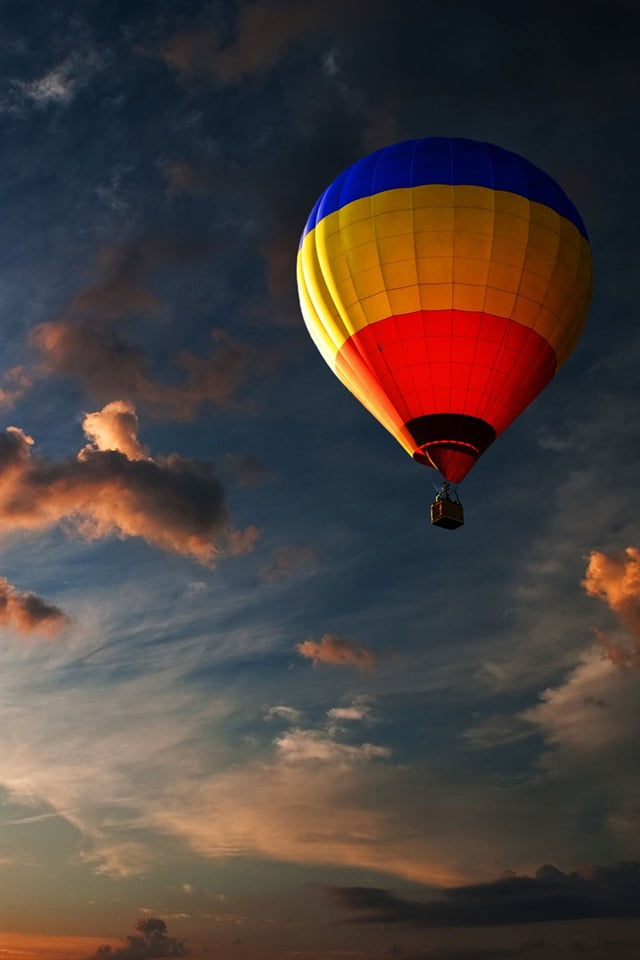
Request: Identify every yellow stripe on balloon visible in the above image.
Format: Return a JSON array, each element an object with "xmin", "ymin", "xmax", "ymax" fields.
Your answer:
[{"xmin": 298, "ymin": 184, "xmax": 593, "ymax": 370}]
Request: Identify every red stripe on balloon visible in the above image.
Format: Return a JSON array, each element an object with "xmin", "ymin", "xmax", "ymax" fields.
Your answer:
[{"xmin": 335, "ymin": 309, "xmax": 557, "ymax": 468}]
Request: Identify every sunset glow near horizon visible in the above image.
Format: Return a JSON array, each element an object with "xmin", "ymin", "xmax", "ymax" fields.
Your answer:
[{"xmin": 1, "ymin": 2, "xmax": 639, "ymax": 958}]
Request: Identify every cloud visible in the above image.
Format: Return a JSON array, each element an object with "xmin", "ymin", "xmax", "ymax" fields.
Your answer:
[
  {"xmin": 155, "ymin": 0, "xmax": 366, "ymax": 86},
  {"xmin": 25, "ymin": 235, "xmax": 257, "ymax": 420},
  {"xmin": 327, "ymin": 701, "xmax": 373, "ymax": 724},
  {"xmin": 260, "ymin": 544, "xmax": 319, "ymax": 582},
  {"xmin": 90, "ymin": 916, "xmax": 188, "ymax": 958},
  {"xmin": 521, "ymin": 646, "xmax": 640, "ymax": 762},
  {"xmin": 30, "ymin": 321, "xmax": 253, "ymax": 422},
  {"xmin": 275, "ymin": 728, "xmax": 389, "ymax": 765},
  {"xmin": 0, "ymin": 366, "xmax": 33, "ymax": 410},
  {"xmin": 22, "ymin": 59, "xmax": 81, "ymax": 105},
  {"xmin": 265, "ymin": 705, "xmax": 304, "ymax": 724},
  {"xmin": 5, "ymin": 619, "xmax": 637, "ymax": 890},
  {"xmin": 81, "ymin": 401, "xmax": 150, "ymax": 460},
  {"xmin": 1, "ymin": 49, "xmax": 103, "ymax": 114},
  {"xmin": 223, "ymin": 453, "xmax": 276, "ymax": 488},
  {"xmin": 583, "ymin": 547, "xmax": 640, "ymax": 666},
  {"xmin": 164, "ymin": 159, "xmax": 220, "ymax": 196},
  {"xmin": 2, "ymin": 555, "xmax": 637, "ymax": 891},
  {"xmin": 326, "ymin": 862, "xmax": 640, "ymax": 927},
  {"xmin": 462, "ymin": 715, "xmax": 534, "ymax": 750},
  {"xmin": 0, "ymin": 577, "xmax": 68, "ymax": 637},
  {"xmin": 62, "ymin": 235, "xmax": 211, "ymax": 324},
  {"xmin": 0, "ymin": 407, "xmax": 258, "ymax": 566},
  {"xmin": 19, "ymin": 235, "xmax": 260, "ymax": 421},
  {"xmin": 297, "ymin": 634, "xmax": 375, "ymax": 671},
  {"xmin": 4, "ymin": 648, "xmax": 462, "ymax": 886},
  {"xmin": 583, "ymin": 548, "xmax": 640, "ymax": 632}
]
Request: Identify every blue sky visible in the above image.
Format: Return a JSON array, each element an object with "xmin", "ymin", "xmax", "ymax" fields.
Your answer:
[{"xmin": 1, "ymin": 1, "xmax": 639, "ymax": 958}]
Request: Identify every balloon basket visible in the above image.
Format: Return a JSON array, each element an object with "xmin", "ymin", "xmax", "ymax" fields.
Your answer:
[{"xmin": 430, "ymin": 498, "xmax": 464, "ymax": 530}]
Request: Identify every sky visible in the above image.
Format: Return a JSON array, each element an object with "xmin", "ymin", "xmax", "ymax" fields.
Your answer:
[{"xmin": 1, "ymin": 1, "xmax": 639, "ymax": 958}]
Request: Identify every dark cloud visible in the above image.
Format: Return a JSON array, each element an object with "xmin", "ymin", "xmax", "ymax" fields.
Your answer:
[
  {"xmin": 91, "ymin": 916, "xmax": 188, "ymax": 958},
  {"xmin": 327, "ymin": 863, "xmax": 640, "ymax": 927},
  {"xmin": 164, "ymin": 160, "xmax": 220, "ymax": 196},
  {"xmin": 379, "ymin": 940, "xmax": 640, "ymax": 960},
  {"xmin": 0, "ymin": 407, "xmax": 258, "ymax": 566},
  {"xmin": 388, "ymin": 948, "xmax": 515, "ymax": 960},
  {"xmin": 160, "ymin": 132, "xmax": 363, "ymax": 330},
  {"xmin": 260, "ymin": 544, "xmax": 319, "ymax": 582},
  {"xmin": 153, "ymin": 0, "xmax": 370, "ymax": 86},
  {"xmin": 223, "ymin": 452, "xmax": 276, "ymax": 488},
  {"xmin": 297, "ymin": 634, "xmax": 375, "ymax": 671},
  {"xmin": 18, "ymin": 232, "xmax": 261, "ymax": 421},
  {"xmin": 0, "ymin": 365, "xmax": 33, "ymax": 410},
  {"xmin": 65, "ymin": 235, "xmax": 214, "ymax": 324},
  {"xmin": 31, "ymin": 322, "xmax": 253, "ymax": 422},
  {"xmin": 0, "ymin": 577, "xmax": 68, "ymax": 637}
]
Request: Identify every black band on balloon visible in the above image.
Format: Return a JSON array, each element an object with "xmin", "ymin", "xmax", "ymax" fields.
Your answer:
[{"xmin": 405, "ymin": 414, "xmax": 497, "ymax": 457}]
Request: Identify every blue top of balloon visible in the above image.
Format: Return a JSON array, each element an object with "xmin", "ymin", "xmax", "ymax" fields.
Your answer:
[{"xmin": 302, "ymin": 137, "xmax": 587, "ymax": 242}]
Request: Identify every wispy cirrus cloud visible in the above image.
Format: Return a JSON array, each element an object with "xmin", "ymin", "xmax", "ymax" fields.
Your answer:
[
  {"xmin": 0, "ymin": 404, "xmax": 258, "ymax": 566},
  {"xmin": 297, "ymin": 634, "xmax": 375, "ymax": 671},
  {"xmin": 3, "ymin": 611, "xmax": 638, "ymax": 892},
  {"xmin": 22, "ymin": 58, "xmax": 85, "ymax": 105},
  {"xmin": 0, "ymin": 577, "xmax": 68, "ymax": 637},
  {"xmin": 0, "ymin": 48, "xmax": 103, "ymax": 114}
]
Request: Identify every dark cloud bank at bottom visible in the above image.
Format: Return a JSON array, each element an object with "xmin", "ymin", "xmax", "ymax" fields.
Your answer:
[{"xmin": 327, "ymin": 862, "xmax": 640, "ymax": 927}]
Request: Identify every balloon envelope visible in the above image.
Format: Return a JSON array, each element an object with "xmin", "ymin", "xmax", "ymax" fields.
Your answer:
[{"xmin": 297, "ymin": 138, "xmax": 593, "ymax": 483}]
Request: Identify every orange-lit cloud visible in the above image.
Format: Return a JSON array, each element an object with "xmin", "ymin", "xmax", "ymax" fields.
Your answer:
[
  {"xmin": 583, "ymin": 547, "xmax": 640, "ymax": 635},
  {"xmin": 583, "ymin": 547, "xmax": 640, "ymax": 666},
  {"xmin": 297, "ymin": 634, "xmax": 375, "ymax": 671},
  {"xmin": 0, "ymin": 407, "xmax": 258, "ymax": 566},
  {"xmin": 0, "ymin": 577, "xmax": 68, "ymax": 637},
  {"xmin": 81, "ymin": 400, "xmax": 150, "ymax": 460}
]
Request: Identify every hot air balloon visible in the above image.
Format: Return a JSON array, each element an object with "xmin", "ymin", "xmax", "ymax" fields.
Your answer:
[{"xmin": 297, "ymin": 138, "xmax": 593, "ymax": 528}]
